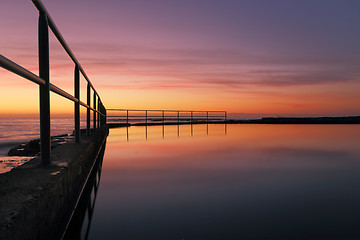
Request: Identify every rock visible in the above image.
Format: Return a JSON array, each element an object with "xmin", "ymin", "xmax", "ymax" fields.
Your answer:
[
  {"xmin": 8, "ymin": 143, "xmax": 39, "ymax": 156},
  {"xmin": 7, "ymin": 134, "xmax": 73, "ymax": 157},
  {"xmin": 28, "ymin": 140, "xmax": 40, "ymax": 151}
]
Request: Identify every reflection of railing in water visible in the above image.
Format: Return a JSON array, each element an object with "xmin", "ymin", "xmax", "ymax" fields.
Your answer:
[
  {"xmin": 61, "ymin": 140, "xmax": 106, "ymax": 240},
  {"xmin": 124, "ymin": 124, "xmax": 227, "ymax": 142},
  {"xmin": 107, "ymin": 109, "xmax": 227, "ymax": 125}
]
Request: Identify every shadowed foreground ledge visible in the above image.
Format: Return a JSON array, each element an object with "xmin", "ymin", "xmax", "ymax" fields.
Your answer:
[{"xmin": 0, "ymin": 126, "xmax": 109, "ymax": 240}]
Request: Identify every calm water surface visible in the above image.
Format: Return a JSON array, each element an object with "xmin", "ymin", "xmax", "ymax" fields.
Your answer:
[{"xmin": 89, "ymin": 124, "xmax": 360, "ymax": 239}]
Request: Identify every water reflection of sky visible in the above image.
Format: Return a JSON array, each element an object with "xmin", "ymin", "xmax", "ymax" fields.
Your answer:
[{"xmin": 89, "ymin": 124, "xmax": 360, "ymax": 239}]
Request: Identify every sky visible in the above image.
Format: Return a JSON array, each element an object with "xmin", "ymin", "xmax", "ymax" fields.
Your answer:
[{"xmin": 1, "ymin": 0, "xmax": 360, "ymax": 118}]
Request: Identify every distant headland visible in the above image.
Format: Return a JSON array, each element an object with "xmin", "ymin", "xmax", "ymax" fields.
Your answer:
[
  {"xmin": 227, "ymin": 116, "xmax": 360, "ymax": 124},
  {"xmin": 107, "ymin": 116, "xmax": 360, "ymax": 128}
]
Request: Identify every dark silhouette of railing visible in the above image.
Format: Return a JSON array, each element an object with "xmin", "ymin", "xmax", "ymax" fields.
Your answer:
[
  {"xmin": 61, "ymin": 138, "xmax": 106, "ymax": 240},
  {"xmin": 107, "ymin": 109, "xmax": 227, "ymax": 125},
  {"xmin": 0, "ymin": 0, "xmax": 106, "ymax": 164}
]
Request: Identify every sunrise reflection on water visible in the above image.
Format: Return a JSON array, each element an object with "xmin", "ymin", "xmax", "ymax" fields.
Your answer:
[{"xmin": 89, "ymin": 124, "xmax": 360, "ymax": 239}]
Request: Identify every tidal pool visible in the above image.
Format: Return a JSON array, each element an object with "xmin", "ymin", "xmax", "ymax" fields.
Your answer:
[{"xmin": 88, "ymin": 124, "xmax": 360, "ymax": 239}]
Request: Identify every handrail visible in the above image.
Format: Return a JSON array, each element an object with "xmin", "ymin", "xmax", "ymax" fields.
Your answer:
[
  {"xmin": 107, "ymin": 108, "xmax": 225, "ymax": 113},
  {"xmin": 31, "ymin": 0, "xmax": 102, "ymax": 102},
  {"xmin": 49, "ymin": 83, "xmax": 105, "ymax": 116},
  {"xmin": 0, "ymin": 54, "xmax": 105, "ymax": 117},
  {"xmin": 107, "ymin": 109, "xmax": 227, "ymax": 125},
  {"xmin": 0, "ymin": 0, "xmax": 107, "ymax": 164},
  {"xmin": 0, "ymin": 55, "xmax": 46, "ymax": 86}
]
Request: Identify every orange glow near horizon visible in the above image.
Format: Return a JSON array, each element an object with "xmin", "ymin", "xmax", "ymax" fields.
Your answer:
[
  {"xmin": 1, "ymin": 65, "xmax": 360, "ymax": 118},
  {"xmin": 1, "ymin": 1, "xmax": 360, "ymax": 118}
]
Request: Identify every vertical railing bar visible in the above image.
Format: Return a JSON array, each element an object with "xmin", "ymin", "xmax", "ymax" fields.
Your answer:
[
  {"xmin": 86, "ymin": 83, "xmax": 90, "ymax": 135},
  {"xmin": 104, "ymin": 107, "xmax": 107, "ymax": 126},
  {"xmin": 97, "ymin": 97, "xmax": 100, "ymax": 128},
  {"xmin": 93, "ymin": 92, "xmax": 96, "ymax": 131},
  {"xmin": 98, "ymin": 101, "xmax": 101, "ymax": 127},
  {"xmin": 39, "ymin": 11, "xmax": 51, "ymax": 164},
  {"xmin": 100, "ymin": 104, "xmax": 102, "ymax": 126},
  {"xmin": 102, "ymin": 104, "xmax": 104, "ymax": 126},
  {"xmin": 100, "ymin": 101, "xmax": 102, "ymax": 127},
  {"xmin": 145, "ymin": 110, "xmax": 147, "ymax": 125},
  {"xmin": 126, "ymin": 110, "xmax": 129, "ymax": 125},
  {"xmin": 162, "ymin": 111, "xmax": 164, "ymax": 124},
  {"xmin": 100, "ymin": 103, "xmax": 102, "ymax": 127},
  {"xmin": 98, "ymin": 104, "xmax": 100, "ymax": 127},
  {"xmin": 74, "ymin": 64, "xmax": 80, "ymax": 143}
]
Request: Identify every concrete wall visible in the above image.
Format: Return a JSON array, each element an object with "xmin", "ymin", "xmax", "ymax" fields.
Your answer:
[{"xmin": 0, "ymin": 127, "xmax": 109, "ymax": 240}]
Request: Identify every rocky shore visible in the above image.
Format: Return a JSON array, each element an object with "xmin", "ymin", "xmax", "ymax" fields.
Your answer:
[{"xmin": 7, "ymin": 134, "xmax": 74, "ymax": 157}]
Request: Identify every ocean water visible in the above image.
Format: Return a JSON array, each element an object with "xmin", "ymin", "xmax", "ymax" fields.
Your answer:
[
  {"xmin": 87, "ymin": 124, "xmax": 360, "ymax": 239},
  {"xmin": 0, "ymin": 117, "xmax": 225, "ymax": 173},
  {"xmin": 0, "ymin": 117, "xmax": 79, "ymax": 173}
]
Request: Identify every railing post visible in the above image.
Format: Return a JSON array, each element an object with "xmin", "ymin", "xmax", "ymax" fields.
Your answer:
[
  {"xmin": 191, "ymin": 111, "xmax": 193, "ymax": 122},
  {"xmin": 97, "ymin": 98, "xmax": 100, "ymax": 128},
  {"xmin": 162, "ymin": 111, "xmax": 164, "ymax": 124},
  {"xmin": 145, "ymin": 110, "xmax": 147, "ymax": 124},
  {"xmin": 39, "ymin": 11, "xmax": 51, "ymax": 165},
  {"xmin": 103, "ymin": 105, "xmax": 105, "ymax": 126},
  {"xmin": 99, "ymin": 103, "xmax": 102, "ymax": 127},
  {"xmin": 74, "ymin": 64, "xmax": 80, "ymax": 143},
  {"xmin": 86, "ymin": 83, "xmax": 90, "ymax": 135},
  {"xmin": 93, "ymin": 92, "xmax": 96, "ymax": 131},
  {"xmin": 177, "ymin": 111, "xmax": 180, "ymax": 124},
  {"xmin": 207, "ymin": 111, "xmax": 209, "ymax": 123},
  {"xmin": 126, "ymin": 110, "xmax": 129, "ymax": 124},
  {"xmin": 98, "ymin": 101, "xmax": 101, "ymax": 127},
  {"xmin": 104, "ymin": 108, "xmax": 107, "ymax": 125},
  {"xmin": 100, "ymin": 102, "xmax": 104, "ymax": 127},
  {"xmin": 225, "ymin": 111, "xmax": 227, "ymax": 121}
]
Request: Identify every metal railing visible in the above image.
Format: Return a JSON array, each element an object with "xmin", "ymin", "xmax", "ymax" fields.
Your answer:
[
  {"xmin": 0, "ymin": 0, "xmax": 106, "ymax": 164},
  {"xmin": 107, "ymin": 109, "xmax": 227, "ymax": 125}
]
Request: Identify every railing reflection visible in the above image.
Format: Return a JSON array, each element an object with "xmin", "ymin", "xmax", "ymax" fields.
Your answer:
[
  {"xmin": 124, "ymin": 123, "xmax": 227, "ymax": 142},
  {"xmin": 61, "ymin": 141, "xmax": 106, "ymax": 240}
]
